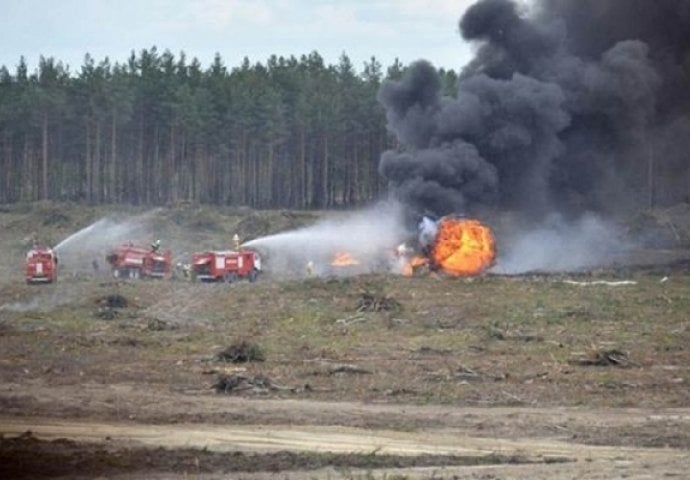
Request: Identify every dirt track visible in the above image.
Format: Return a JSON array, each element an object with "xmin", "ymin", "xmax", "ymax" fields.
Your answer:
[
  {"xmin": 1, "ymin": 382, "xmax": 689, "ymax": 479},
  {"xmin": 1, "ymin": 408, "xmax": 688, "ymax": 479}
]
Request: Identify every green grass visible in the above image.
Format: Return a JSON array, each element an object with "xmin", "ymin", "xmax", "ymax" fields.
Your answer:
[{"xmin": 1, "ymin": 204, "xmax": 689, "ymax": 409}]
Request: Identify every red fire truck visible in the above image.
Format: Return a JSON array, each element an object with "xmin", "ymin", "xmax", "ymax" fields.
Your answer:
[
  {"xmin": 25, "ymin": 246, "xmax": 58, "ymax": 283},
  {"xmin": 106, "ymin": 243, "xmax": 172, "ymax": 279},
  {"xmin": 191, "ymin": 249, "xmax": 261, "ymax": 283}
]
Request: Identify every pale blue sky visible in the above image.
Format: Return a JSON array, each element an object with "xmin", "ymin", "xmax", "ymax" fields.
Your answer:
[{"xmin": 0, "ymin": 0, "xmax": 479, "ymax": 74}]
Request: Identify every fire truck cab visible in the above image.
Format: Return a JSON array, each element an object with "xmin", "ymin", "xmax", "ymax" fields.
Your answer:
[
  {"xmin": 191, "ymin": 250, "xmax": 261, "ymax": 283},
  {"xmin": 106, "ymin": 244, "xmax": 172, "ymax": 279},
  {"xmin": 25, "ymin": 246, "xmax": 58, "ymax": 283}
]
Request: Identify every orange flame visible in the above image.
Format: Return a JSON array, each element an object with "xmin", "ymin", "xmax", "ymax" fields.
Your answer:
[
  {"xmin": 401, "ymin": 255, "xmax": 429, "ymax": 277},
  {"xmin": 331, "ymin": 251, "xmax": 360, "ymax": 267},
  {"xmin": 431, "ymin": 217, "xmax": 496, "ymax": 276}
]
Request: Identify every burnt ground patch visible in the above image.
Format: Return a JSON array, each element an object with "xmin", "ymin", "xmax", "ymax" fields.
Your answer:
[
  {"xmin": 216, "ymin": 340, "xmax": 265, "ymax": 363},
  {"xmin": 355, "ymin": 291, "xmax": 401, "ymax": 312},
  {"xmin": 0, "ymin": 433, "xmax": 559, "ymax": 479},
  {"xmin": 569, "ymin": 421, "xmax": 690, "ymax": 449},
  {"xmin": 99, "ymin": 294, "xmax": 128, "ymax": 309},
  {"xmin": 94, "ymin": 293, "xmax": 131, "ymax": 320}
]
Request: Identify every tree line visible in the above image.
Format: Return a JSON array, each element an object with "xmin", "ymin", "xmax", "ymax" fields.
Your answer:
[{"xmin": 0, "ymin": 48, "xmax": 458, "ymax": 208}]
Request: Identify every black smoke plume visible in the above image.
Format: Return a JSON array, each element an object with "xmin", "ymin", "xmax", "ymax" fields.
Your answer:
[{"xmin": 379, "ymin": 0, "xmax": 690, "ymax": 218}]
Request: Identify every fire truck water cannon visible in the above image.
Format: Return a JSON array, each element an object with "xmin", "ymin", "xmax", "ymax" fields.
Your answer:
[
  {"xmin": 190, "ymin": 235, "xmax": 262, "ymax": 283},
  {"xmin": 105, "ymin": 242, "xmax": 173, "ymax": 279},
  {"xmin": 25, "ymin": 245, "xmax": 58, "ymax": 284}
]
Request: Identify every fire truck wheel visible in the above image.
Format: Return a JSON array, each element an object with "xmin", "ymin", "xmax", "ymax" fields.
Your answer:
[
  {"xmin": 223, "ymin": 273, "xmax": 237, "ymax": 283},
  {"xmin": 249, "ymin": 268, "xmax": 258, "ymax": 283},
  {"xmin": 112, "ymin": 268, "xmax": 121, "ymax": 279}
]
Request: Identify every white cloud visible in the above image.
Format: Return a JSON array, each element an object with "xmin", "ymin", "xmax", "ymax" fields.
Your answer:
[
  {"xmin": 0, "ymin": 0, "xmax": 477, "ymax": 72},
  {"xmin": 307, "ymin": 3, "xmax": 397, "ymax": 38},
  {"xmin": 186, "ymin": 0, "xmax": 277, "ymax": 29},
  {"xmin": 314, "ymin": 4, "xmax": 359, "ymax": 24},
  {"xmin": 397, "ymin": 0, "xmax": 476, "ymax": 20}
]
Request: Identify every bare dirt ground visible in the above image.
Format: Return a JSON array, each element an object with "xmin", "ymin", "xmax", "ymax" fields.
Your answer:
[{"xmin": 1, "ymin": 203, "xmax": 689, "ymax": 479}]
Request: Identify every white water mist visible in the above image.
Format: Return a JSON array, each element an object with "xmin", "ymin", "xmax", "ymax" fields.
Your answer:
[
  {"xmin": 53, "ymin": 213, "xmax": 155, "ymax": 273},
  {"xmin": 243, "ymin": 201, "xmax": 409, "ymax": 278}
]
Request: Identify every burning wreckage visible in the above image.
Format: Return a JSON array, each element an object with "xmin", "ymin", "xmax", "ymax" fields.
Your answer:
[
  {"xmin": 322, "ymin": 215, "xmax": 496, "ymax": 278},
  {"xmin": 416, "ymin": 215, "xmax": 496, "ymax": 277}
]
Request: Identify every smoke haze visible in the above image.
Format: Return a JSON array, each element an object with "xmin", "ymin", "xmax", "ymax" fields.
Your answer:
[
  {"xmin": 0, "ymin": 289, "xmax": 75, "ymax": 313},
  {"xmin": 492, "ymin": 213, "xmax": 626, "ymax": 274},
  {"xmin": 243, "ymin": 202, "xmax": 408, "ymax": 278}
]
